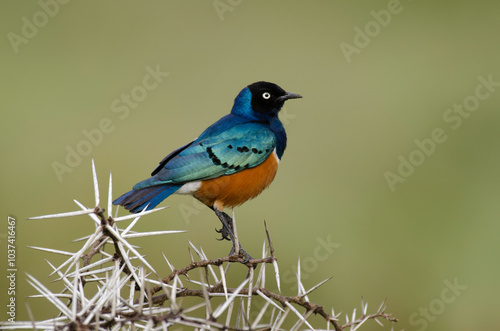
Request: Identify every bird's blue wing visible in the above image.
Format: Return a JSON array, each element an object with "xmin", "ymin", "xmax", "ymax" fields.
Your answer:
[
  {"xmin": 134, "ymin": 121, "xmax": 276, "ymax": 189},
  {"xmin": 151, "ymin": 140, "xmax": 195, "ymax": 176}
]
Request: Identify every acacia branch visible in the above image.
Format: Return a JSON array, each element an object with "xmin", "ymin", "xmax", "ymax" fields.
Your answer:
[
  {"xmin": 17, "ymin": 162, "xmax": 399, "ymax": 331},
  {"xmin": 149, "ymin": 255, "xmax": 276, "ymax": 296},
  {"xmin": 151, "ymin": 282, "xmax": 343, "ymax": 330}
]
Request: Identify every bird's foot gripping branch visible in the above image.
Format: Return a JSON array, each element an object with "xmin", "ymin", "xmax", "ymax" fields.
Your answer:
[{"xmin": 2, "ymin": 161, "xmax": 398, "ymax": 331}]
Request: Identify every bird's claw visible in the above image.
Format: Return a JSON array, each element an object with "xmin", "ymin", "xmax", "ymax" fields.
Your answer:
[
  {"xmin": 215, "ymin": 227, "xmax": 231, "ymax": 241},
  {"xmin": 229, "ymin": 245, "xmax": 253, "ymax": 263},
  {"xmin": 214, "ymin": 213, "xmax": 233, "ymax": 241},
  {"xmin": 213, "ymin": 208, "xmax": 253, "ymax": 264}
]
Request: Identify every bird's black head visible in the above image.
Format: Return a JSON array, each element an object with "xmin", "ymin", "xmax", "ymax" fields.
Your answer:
[
  {"xmin": 231, "ymin": 81, "xmax": 302, "ymax": 120},
  {"xmin": 247, "ymin": 81, "xmax": 302, "ymax": 116}
]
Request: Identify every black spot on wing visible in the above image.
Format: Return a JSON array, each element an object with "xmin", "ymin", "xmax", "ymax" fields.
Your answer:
[
  {"xmin": 250, "ymin": 147, "xmax": 264, "ymax": 154},
  {"xmin": 206, "ymin": 144, "xmax": 270, "ymax": 171},
  {"xmin": 207, "ymin": 147, "xmax": 222, "ymax": 166},
  {"xmin": 207, "ymin": 146, "xmax": 239, "ymax": 170},
  {"xmin": 234, "ymin": 146, "xmax": 265, "ymax": 154},
  {"xmin": 237, "ymin": 146, "xmax": 250, "ymax": 153}
]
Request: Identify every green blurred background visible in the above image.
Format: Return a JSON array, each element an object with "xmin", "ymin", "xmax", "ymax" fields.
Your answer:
[{"xmin": 2, "ymin": 0, "xmax": 500, "ymax": 329}]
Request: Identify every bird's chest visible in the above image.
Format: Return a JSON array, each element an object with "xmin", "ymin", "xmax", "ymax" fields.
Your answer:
[{"xmin": 194, "ymin": 150, "xmax": 279, "ymax": 210}]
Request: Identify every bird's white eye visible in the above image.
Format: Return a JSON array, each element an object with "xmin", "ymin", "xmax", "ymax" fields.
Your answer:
[{"xmin": 262, "ymin": 92, "xmax": 271, "ymax": 99}]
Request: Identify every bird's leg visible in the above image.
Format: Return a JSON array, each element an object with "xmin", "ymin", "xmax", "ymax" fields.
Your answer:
[
  {"xmin": 214, "ymin": 209, "xmax": 233, "ymax": 241},
  {"xmin": 213, "ymin": 209, "xmax": 253, "ymax": 262},
  {"xmin": 214, "ymin": 209, "xmax": 237, "ymax": 248}
]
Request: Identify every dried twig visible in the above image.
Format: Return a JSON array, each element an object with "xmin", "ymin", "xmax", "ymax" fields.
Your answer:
[{"xmin": 1, "ymin": 161, "xmax": 398, "ymax": 331}]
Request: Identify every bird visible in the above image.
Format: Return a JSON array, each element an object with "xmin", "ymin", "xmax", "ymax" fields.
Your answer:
[{"xmin": 113, "ymin": 81, "xmax": 302, "ymax": 260}]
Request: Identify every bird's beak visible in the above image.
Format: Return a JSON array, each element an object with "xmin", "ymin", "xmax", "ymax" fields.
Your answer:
[{"xmin": 277, "ymin": 91, "xmax": 302, "ymax": 102}]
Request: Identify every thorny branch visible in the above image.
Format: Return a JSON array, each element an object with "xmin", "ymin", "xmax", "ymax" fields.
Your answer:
[
  {"xmin": 146, "ymin": 240, "xmax": 347, "ymax": 329},
  {"xmin": 90, "ymin": 206, "xmax": 137, "ymax": 285},
  {"xmin": 6, "ymin": 161, "xmax": 399, "ymax": 331},
  {"xmin": 151, "ymin": 283, "xmax": 345, "ymax": 330},
  {"xmin": 92, "ymin": 204, "xmax": 346, "ymax": 329},
  {"xmin": 150, "ymin": 255, "xmax": 276, "ymax": 295}
]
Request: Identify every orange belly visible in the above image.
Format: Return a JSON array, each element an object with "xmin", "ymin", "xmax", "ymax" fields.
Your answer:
[{"xmin": 194, "ymin": 152, "xmax": 279, "ymax": 211}]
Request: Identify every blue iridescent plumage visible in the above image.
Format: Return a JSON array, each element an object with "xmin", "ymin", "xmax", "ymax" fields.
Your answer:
[{"xmin": 113, "ymin": 82, "xmax": 301, "ymax": 213}]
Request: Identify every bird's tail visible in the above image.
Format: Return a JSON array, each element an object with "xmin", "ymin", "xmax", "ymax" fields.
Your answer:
[{"xmin": 113, "ymin": 184, "xmax": 181, "ymax": 213}]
